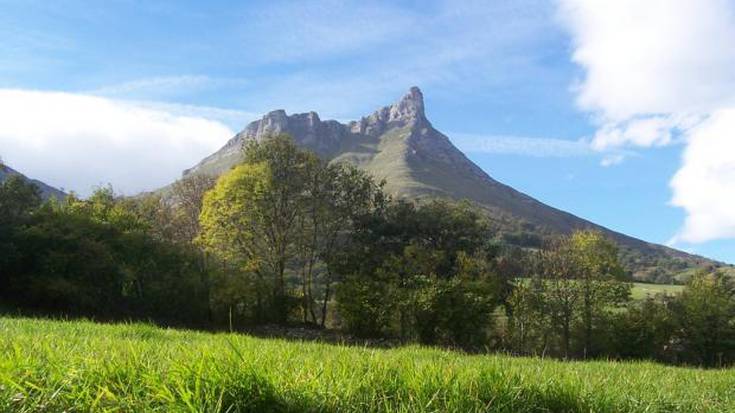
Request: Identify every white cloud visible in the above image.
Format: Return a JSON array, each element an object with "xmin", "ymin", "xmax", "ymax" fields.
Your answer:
[
  {"xmin": 0, "ymin": 89, "xmax": 233, "ymax": 196},
  {"xmin": 238, "ymin": 1, "xmax": 415, "ymax": 63},
  {"xmin": 600, "ymin": 154, "xmax": 625, "ymax": 167},
  {"xmin": 670, "ymin": 109, "xmax": 735, "ymax": 243},
  {"xmin": 89, "ymin": 75, "xmax": 217, "ymax": 97},
  {"xmin": 451, "ymin": 133, "xmax": 593, "ymax": 157},
  {"xmin": 591, "ymin": 116, "xmax": 677, "ymax": 151},
  {"xmin": 132, "ymin": 101, "xmax": 258, "ymax": 131},
  {"xmin": 451, "ymin": 134, "xmax": 633, "ymax": 167},
  {"xmin": 558, "ymin": 0, "xmax": 735, "ymax": 120},
  {"xmin": 558, "ymin": 0, "xmax": 735, "ymax": 244},
  {"xmin": 87, "ymin": 75, "xmax": 252, "ymax": 105}
]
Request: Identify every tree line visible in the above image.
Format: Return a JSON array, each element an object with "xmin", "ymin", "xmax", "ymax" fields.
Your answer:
[{"xmin": 1, "ymin": 135, "xmax": 734, "ymax": 367}]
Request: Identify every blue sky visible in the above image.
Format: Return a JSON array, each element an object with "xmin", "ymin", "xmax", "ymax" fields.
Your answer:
[{"xmin": 1, "ymin": 0, "xmax": 734, "ymax": 263}]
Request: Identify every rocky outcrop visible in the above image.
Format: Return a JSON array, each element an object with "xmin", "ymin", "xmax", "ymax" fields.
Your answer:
[
  {"xmin": 349, "ymin": 86, "xmax": 426, "ymax": 136},
  {"xmin": 184, "ymin": 87, "xmax": 431, "ymax": 177}
]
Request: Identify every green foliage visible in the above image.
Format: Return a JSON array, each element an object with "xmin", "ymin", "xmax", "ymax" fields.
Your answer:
[
  {"xmin": 0, "ymin": 174, "xmax": 42, "ymax": 225},
  {"xmin": 335, "ymin": 273, "xmax": 397, "ymax": 337},
  {"xmin": 199, "ymin": 135, "xmax": 386, "ymax": 325},
  {"xmin": 199, "ymin": 162, "xmax": 278, "ymax": 323},
  {"xmin": 3, "ymin": 317, "xmax": 735, "ymax": 412},
  {"xmin": 672, "ymin": 270, "xmax": 735, "ymax": 366},
  {"xmin": 199, "ymin": 162, "xmax": 271, "ymax": 266},
  {"xmin": 606, "ymin": 270, "xmax": 735, "ymax": 367},
  {"xmin": 508, "ymin": 230, "xmax": 632, "ymax": 358},
  {"xmin": 609, "ymin": 296, "xmax": 676, "ymax": 361},
  {"xmin": 336, "ymin": 200, "xmax": 508, "ymax": 348},
  {"xmin": 411, "ymin": 275, "xmax": 496, "ymax": 348},
  {"xmin": 0, "ymin": 183, "xmax": 211, "ymax": 324},
  {"xmin": 0, "ymin": 176, "xmax": 42, "ymax": 280}
]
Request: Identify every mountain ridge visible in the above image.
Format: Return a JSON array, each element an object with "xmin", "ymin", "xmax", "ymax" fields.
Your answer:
[
  {"xmin": 183, "ymin": 87, "xmax": 723, "ymax": 281},
  {"xmin": 0, "ymin": 164, "xmax": 65, "ymax": 200}
]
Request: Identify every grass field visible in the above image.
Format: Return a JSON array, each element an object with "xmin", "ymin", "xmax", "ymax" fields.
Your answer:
[
  {"xmin": 2, "ymin": 317, "xmax": 735, "ymax": 412},
  {"xmin": 631, "ymin": 282, "xmax": 684, "ymax": 300},
  {"xmin": 516, "ymin": 279, "xmax": 685, "ymax": 301}
]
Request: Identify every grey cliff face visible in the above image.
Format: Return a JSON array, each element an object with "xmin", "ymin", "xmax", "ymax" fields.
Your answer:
[
  {"xmin": 240, "ymin": 110, "xmax": 346, "ymax": 156},
  {"xmin": 184, "ymin": 86, "xmax": 432, "ymax": 177},
  {"xmin": 349, "ymin": 86, "xmax": 426, "ymax": 136}
]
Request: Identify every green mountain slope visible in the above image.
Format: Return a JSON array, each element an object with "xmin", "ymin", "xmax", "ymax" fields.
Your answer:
[
  {"xmin": 183, "ymin": 87, "xmax": 724, "ymax": 281},
  {"xmin": 0, "ymin": 163, "xmax": 65, "ymax": 200}
]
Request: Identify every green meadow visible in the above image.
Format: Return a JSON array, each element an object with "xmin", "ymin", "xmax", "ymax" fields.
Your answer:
[
  {"xmin": 631, "ymin": 282, "xmax": 685, "ymax": 300},
  {"xmin": 2, "ymin": 317, "xmax": 734, "ymax": 413}
]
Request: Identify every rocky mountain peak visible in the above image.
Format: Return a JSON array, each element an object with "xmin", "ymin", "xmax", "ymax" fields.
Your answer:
[
  {"xmin": 394, "ymin": 86, "xmax": 425, "ymax": 120},
  {"xmin": 349, "ymin": 86, "xmax": 427, "ymax": 136}
]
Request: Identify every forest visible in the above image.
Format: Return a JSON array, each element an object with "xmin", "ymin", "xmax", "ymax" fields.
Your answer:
[{"xmin": 1, "ymin": 135, "xmax": 733, "ymax": 367}]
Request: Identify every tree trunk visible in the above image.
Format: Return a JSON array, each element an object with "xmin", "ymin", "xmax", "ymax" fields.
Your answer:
[
  {"xmin": 200, "ymin": 251, "xmax": 213, "ymax": 324},
  {"xmin": 306, "ymin": 257, "xmax": 318, "ymax": 324},
  {"xmin": 301, "ymin": 265, "xmax": 309, "ymax": 324},
  {"xmin": 276, "ymin": 257, "xmax": 287, "ymax": 323},
  {"xmin": 320, "ymin": 269, "xmax": 332, "ymax": 328},
  {"xmin": 562, "ymin": 315, "xmax": 571, "ymax": 359},
  {"xmin": 583, "ymin": 299, "xmax": 592, "ymax": 358}
]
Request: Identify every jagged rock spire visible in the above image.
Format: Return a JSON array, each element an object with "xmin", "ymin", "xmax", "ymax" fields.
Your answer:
[
  {"xmin": 391, "ymin": 86, "xmax": 425, "ymax": 122},
  {"xmin": 350, "ymin": 86, "xmax": 428, "ymax": 135}
]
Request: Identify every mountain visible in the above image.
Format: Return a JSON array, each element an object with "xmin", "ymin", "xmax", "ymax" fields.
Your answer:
[
  {"xmin": 0, "ymin": 164, "xmax": 65, "ymax": 200},
  {"xmin": 184, "ymin": 87, "xmax": 722, "ymax": 282}
]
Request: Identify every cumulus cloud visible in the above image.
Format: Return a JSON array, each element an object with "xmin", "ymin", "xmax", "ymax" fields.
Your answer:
[
  {"xmin": 670, "ymin": 109, "xmax": 735, "ymax": 243},
  {"xmin": 558, "ymin": 0, "xmax": 735, "ymax": 119},
  {"xmin": 0, "ymin": 89, "xmax": 233, "ymax": 196},
  {"xmin": 558, "ymin": 0, "xmax": 735, "ymax": 244}
]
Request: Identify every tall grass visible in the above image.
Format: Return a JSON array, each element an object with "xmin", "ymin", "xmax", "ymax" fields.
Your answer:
[{"xmin": 1, "ymin": 317, "xmax": 734, "ymax": 412}]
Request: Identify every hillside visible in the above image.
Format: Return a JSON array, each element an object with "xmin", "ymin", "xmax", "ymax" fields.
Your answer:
[
  {"xmin": 0, "ymin": 163, "xmax": 65, "ymax": 200},
  {"xmin": 183, "ymin": 87, "xmax": 722, "ymax": 281},
  {"xmin": 2, "ymin": 317, "xmax": 733, "ymax": 412}
]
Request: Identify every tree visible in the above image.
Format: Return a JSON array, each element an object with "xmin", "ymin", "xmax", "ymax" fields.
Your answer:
[
  {"xmin": 511, "ymin": 230, "xmax": 630, "ymax": 359},
  {"xmin": 0, "ymin": 176, "xmax": 42, "ymax": 296},
  {"xmin": 0, "ymin": 174, "xmax": 42, "ymax": 226},
  {"xmin": 419, "ymin": 251, "xmax": 500, "ymax": 347},
  {"xmin": 610, "ymin": 295, "xmax": 675, "ymax": 362},
  {"xmin": 535, "ymin": 238, "xmax": 581, "ymax": 358},
  {"xmin": 568, "ymin": 230, "xmax": 629, "ymax": 357},
  {"xmin": 199, "ymin": 162, "xmax": 275, "ymax": 322},
  {"xmin": 506, "ymin": 277, "xmax": 552, "ymax": 356},
  {"xmin": 303, "ymin": 162, "xmax": 386, "ymax": 326},
  {"xmin": 335, "ymin": 199, "xmax": 507, "ymax": 347},
  {"xmin": 200, "ymin": 135, "xmax": 386, "ymax": 326},
  {"xmin": 2, "ymin": 185, "xmax": 211, "ymax": 324},
  {"xmin": 243, "ymin": 135, "xmax": 318, "ymax": 323},
  {"xmin": 672, "ymin": 270, "xmax": 735, "ymax": 366},
  {"xmin": 169, "ymin": 174, "xmax": 217, "ymax": 243}
]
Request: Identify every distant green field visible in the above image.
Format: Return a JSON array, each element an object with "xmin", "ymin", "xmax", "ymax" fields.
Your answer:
[
  {"xmin": 2, "ymin": 317, "xmax": 734, "ymax": 412},
  {"xmin": 631, "ymin": 282, "xmax": 684, "ymax": 300},
  {"xmin": 516, "ymin": 279, "xmax": 685, "ymax": 301}
]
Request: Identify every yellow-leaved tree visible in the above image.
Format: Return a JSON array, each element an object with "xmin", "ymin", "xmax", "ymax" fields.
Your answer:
[{"xmin": 198, "ymin": 162, "xmax": 273, "ymax": 322}]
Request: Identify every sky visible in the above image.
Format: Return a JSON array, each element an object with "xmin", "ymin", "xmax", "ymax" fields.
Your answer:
[{"xmin": 1, "ymin": 0, "xmax": 734, "ymax": 263}]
